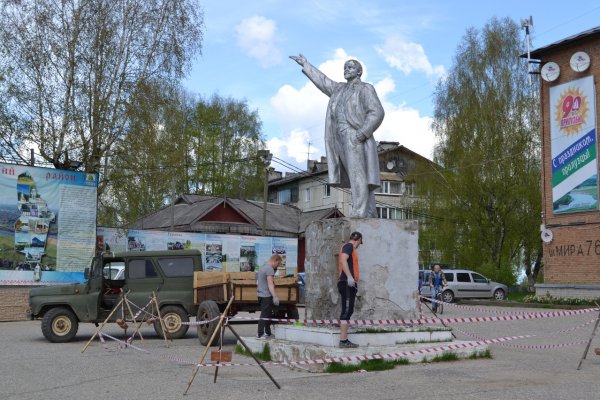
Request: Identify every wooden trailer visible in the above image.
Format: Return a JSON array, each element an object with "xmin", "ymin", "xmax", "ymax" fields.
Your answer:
[{"xmin": 193, "ymin": 271, "xmax": 299, "ymax": 345}]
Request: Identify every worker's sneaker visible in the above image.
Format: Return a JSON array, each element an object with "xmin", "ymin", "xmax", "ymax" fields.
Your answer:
[
  {"xmin": 338, "ymin": 340, "xmax": 359, "ymax": 348},
  {"xmin": 257, "ymin": 334, "xmax": 272, "ymax": 340}
]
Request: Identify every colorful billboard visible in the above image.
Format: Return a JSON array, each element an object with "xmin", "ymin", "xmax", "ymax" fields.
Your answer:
[
  {"xmin": 550, "ymin": 76, "xmax": 598, "ymax": 213},
  {"xmin": 97, "ymin": 228, "xmax": 299, "ymax": 275},
  {"xmin": 0, "ymin": 163, "xmax": 98, "ymax": 279}
]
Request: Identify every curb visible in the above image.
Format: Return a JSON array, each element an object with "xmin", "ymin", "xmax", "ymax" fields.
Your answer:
[{"xmin": 457, "ymin": 299, "xmax": 594, "ymax": 310}]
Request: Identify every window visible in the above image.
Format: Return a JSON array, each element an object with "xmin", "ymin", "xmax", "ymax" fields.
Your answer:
[
  {"xmin": 277, "ymin": 189, "xmax": 291, "ymax": 204},
  {"xmin": 377, "ymin": 207, "xmax": 409, "ymax": 220},
  {"xmin": 377, "ymin": 206, "xmax": 395, "ymax": 219},
  {"xmin": 290, "ymin": 187, "xmax": 299, "ymax": 203},
  {"xmin": 323, "ymin": 184, "xmax": 331, "ymax": 198},
  {"xmin": 471, "ymin": 273, "xmax": 488, "ymax": 283},
  {"xmin": 158, "ymin": 258, "xmax": 194, "ymax": 277},
  {"xmin": 456, "ymin": 273, "xmax": 471, "ymax": 283},
  {"xmin": 445, "ymin": 273, "xmax": 454, "ymax": 282},
  {"xmin": 404, "ymin": 182, "xmax": 416, "ymax": 196},
  {"xmin": 305, "ymin": 188, "xmax": 311, "ymax": 202},
  {"xmin": 377, "ymin": 181, "xmax": 402, "ymax": 195},
  {"xmin": 128, "ymin": 259, "xmax": 158, "ymax": 279}
]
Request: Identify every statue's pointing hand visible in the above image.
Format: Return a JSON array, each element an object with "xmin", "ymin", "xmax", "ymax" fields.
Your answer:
[{"xmin": 290, "ymin": 54, "xmax": 307, "ymax": 67}]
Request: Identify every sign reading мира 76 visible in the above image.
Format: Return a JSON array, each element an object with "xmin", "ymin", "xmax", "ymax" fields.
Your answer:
[
  {"xmin": 546, "ymin": 240, "xmax": 600, "ymax": 258},
  {"xmin": 550, "ymin": 75, "xmax": 598, "ymax": 214}
]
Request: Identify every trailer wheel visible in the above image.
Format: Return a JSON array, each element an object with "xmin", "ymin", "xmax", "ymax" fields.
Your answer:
[
  {"xmin": 41, "ymin": 307, "xmax": 79, "ymax": 343},
  {"xmin": 197, "ymin": 300, "xmax": 221, "ymax": 346},
  {"xmin": 154, "ymin": 305, "xmax": 189, "ymax": 339}
]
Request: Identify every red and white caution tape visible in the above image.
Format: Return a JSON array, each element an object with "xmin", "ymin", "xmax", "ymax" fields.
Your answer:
[
  {"xmin": 98, "ymin": 332, "xmax": 149, "ymax": 353},
  {"xmin": 453, "ymin": 327, "xmax": 590, "ymax": 350},
  {"xmin": 420, "ymin": 296, "xmax": 534, "ymax": 315},
  {"xmin": 181, "ymin": 316, "xmax": 221, "ymax": 326},
  {"xmin": 162, "ymin": 335, "xmax": 529, "ymax": 368},
  {"xmin": 225, "ymin": 307, "xmax": 600, "ymax": 326}
]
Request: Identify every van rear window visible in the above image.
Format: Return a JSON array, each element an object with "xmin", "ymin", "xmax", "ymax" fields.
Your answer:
[{"xmin": 158, "ymin": 257, "xmax": 194, "ymax": 277}]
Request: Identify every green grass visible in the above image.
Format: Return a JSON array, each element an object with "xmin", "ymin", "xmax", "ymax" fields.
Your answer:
[
  {"xmin": 468, "ymin": 349, "xmax": 493, "ymax": 359},
  {"xmin": 429, "ymin": 352, "xmax": 459, "ymax": 363},
  {"xmin": 364, "ymin": 328, "xmax": 389, "ymax": 334},
  {"xmin": 235, "ymin": 343, "xmax": 271, "ymax": 361},
  {"xmin": 507, "ymin": 292, "xmax": 530, "ymax": 302},
  {"xmin": 325, "ymin": 357, "xmax": 409, "ymax": 373}
]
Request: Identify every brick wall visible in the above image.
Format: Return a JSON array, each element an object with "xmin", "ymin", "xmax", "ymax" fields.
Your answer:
[
  {"xmin": 0, "ymin": 287, "xmax": 31, "ymax": 321},
  {"xmin": 539, "ymin": 35, "xmax": 600, "ymax": 286}
]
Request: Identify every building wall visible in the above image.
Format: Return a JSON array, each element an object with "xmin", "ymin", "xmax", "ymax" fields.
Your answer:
[
  {"xmin": 270, "ymin": 147, "xmax": 424, "ymax": 219},
  {"xmin": 0, "ymin": 287, "xmax": 31, "ymax": 321},
  {"xmin": 297, "ymin": 174, "xmax": 350, "ymax": 213},
  {"xmin": 539, "ymin": 35, "xmax": 600, "ymax": 287}
]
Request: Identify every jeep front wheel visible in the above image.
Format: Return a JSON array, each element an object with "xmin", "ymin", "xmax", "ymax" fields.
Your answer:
[
  {"xmin": 41, "ymin": 307, "xmax": 79, "ymax": 343},
  {"xmin": 154, "ymin": 305, "xmax": 189, "ymax": 339}
]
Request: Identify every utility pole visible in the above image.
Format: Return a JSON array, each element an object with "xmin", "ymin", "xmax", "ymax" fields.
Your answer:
[
  {"xmin": 171, "ymin": 175, "xmax": 176, "ymax": 231},
  {"xmin": 30, "ymin": 149, "xmax": 34, "ymax": 166},
  {"xmin": 257, "ymin": 150, "xmax": 272, "ymax": 236}
]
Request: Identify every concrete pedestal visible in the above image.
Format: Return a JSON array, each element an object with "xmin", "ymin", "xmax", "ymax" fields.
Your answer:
[{"xmin": 304, "ymin": 218, "xmax": 419, "ymax": 320}]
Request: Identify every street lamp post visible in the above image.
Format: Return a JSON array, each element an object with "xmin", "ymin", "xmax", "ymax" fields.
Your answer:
[{"xmin": 257, "ymin": 150, "xmax": 272, "ymax": 236}]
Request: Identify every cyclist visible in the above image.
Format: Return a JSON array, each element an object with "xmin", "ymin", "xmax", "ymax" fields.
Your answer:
[{"xmin": 428, "ymin": 264, "xmax": 447, "ymax": 313}]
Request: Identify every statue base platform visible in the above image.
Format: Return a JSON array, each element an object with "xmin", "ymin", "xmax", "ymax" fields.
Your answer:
[
  {"xmin": 239, "ymin": 325, "xmax": 487, "ymax": 372},
  {"xmin": 304, "ymin": 218, "xmax": 419, "ymax": 320}
]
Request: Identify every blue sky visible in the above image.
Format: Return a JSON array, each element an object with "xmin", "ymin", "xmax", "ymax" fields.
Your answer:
[{"xmin": 184, "ymin": 1, "xmax": 600, "ymax": 172}]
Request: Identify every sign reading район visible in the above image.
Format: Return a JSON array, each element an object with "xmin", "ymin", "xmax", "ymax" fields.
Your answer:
[{"xmin": 0, "ymin": 163, "xmax": 98, "ymax": 273}]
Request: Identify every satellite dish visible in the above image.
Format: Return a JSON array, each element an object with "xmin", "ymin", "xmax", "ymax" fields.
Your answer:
[
  {"xmin": 540, "ymin": 62, "xmax": 560, "ymax": 82},
  {"xmin": 541, "ymin": 228, "xmax": 553, "ymax": 243},
  {"xmin": 386, "ymin": 160, "xmax": 395, "ymax": 171},
  {"xmin": 570, "ymin": 51, "xmax": 591, "ymax": 72}
]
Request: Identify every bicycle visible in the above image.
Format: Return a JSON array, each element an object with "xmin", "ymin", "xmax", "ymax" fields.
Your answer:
[{"xmin": 431, "ymin": 286, "xmax": 444, "ymax": 315}]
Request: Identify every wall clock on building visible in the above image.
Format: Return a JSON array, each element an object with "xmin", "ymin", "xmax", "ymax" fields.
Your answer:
[
  {"xmin": 541, "ymin": 228, "xmax": 553, "ymax": 243},
  {"xmin": 569, "ymin": 51, "xmax": 591, "ymax": 72},
  {"xmin": 540, "ymin": 62, "xmax": 560, "ymax": 82}
]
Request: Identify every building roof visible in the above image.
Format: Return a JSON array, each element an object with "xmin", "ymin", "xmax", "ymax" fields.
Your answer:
[
  {"xmin": 129, "ymin": 194, "xmax": 342, "ymax": 237},
  {"xmin": 526, "ymin": 26, "xmax": 600, "ymax": 59}
]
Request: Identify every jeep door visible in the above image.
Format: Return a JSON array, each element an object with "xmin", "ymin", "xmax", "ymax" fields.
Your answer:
[
  {"xmin": 155, "ymin": 256, "xmax": 196, "ymax": 314},
  {"xmin": 125, "ymin": 258, "xmax": 164, "ymax": 310}
]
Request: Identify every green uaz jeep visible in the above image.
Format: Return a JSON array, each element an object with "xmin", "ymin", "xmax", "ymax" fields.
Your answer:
[{"xmin": 28, "ymin": 250, "xmax": 203, "ymax": 343}]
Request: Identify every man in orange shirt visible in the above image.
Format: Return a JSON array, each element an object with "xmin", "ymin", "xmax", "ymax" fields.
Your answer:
[{"xmin": 337, "ymin": 231, "xmax": 362, "ymax": 348}]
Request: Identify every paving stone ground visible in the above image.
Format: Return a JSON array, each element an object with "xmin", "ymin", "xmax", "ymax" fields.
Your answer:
[{"xmin": 2, "ymin": 304, "xmax": 599, "ymax": 400}]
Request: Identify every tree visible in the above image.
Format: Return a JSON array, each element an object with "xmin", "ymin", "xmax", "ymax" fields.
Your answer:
[
  {"xmin": 99, "ymin": 88, "xmax": 265, "ymax": 227},
  {"xmin": 188, "ymin": 95, "xmax": 264, "ymax": 198},
  {"xmin": 418, "ymin": 17, "xmax": 541, "ymax": 286},
  {"xmin": 97, "ymin": 79, "xmax": 193, "ymax": 226},
  {"xmin": 0, "ymin": 0, "xmax": 203, "ymax": 194}
]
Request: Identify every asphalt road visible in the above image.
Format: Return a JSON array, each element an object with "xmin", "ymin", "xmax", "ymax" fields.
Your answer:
[{"xmin": 2, "ymin": 305, "xmax": 600, "ymax": 400}]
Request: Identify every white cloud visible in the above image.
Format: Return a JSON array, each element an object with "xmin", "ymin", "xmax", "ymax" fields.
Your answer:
[
  {"xmin": 376, "ymin": 36, "xmax": 445, "ymax": 78},
  {"xmin": 235, "ymin": 15, "xmax": 281, "ymax": 68},
  {"xmin": 269, "ymin": 48, "xmax": 436, "ymax": 169},
  {"xmin": 373, "ymin": 77, "xmax": 436, "ymax": 159},
  {"xmin": 267, "ymin": 129, "xmax": 316, "ymax": 164}
]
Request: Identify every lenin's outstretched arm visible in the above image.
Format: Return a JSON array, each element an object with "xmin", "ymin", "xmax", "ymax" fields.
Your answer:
[{"xmin": 290, "ymin": 54, "xmax": 339, "ymax": 97}]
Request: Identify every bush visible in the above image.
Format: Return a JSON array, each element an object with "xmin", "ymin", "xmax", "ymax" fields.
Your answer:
[{"xmin": 522, "ymin": 294, "xmax": 600, "ymax": 306}]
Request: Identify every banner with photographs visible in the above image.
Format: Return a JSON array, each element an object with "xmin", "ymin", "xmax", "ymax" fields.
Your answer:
[
  {"xmin": 550, "ymin": 76, "xmax": 598, "ymax": 213},
  {"xmin": 0, "ymin": 163, "xmax": 98, "ymax": 284},
  {"xmin": 97, "ymin": 228, "xmax": 298, "ymax": 275}
]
